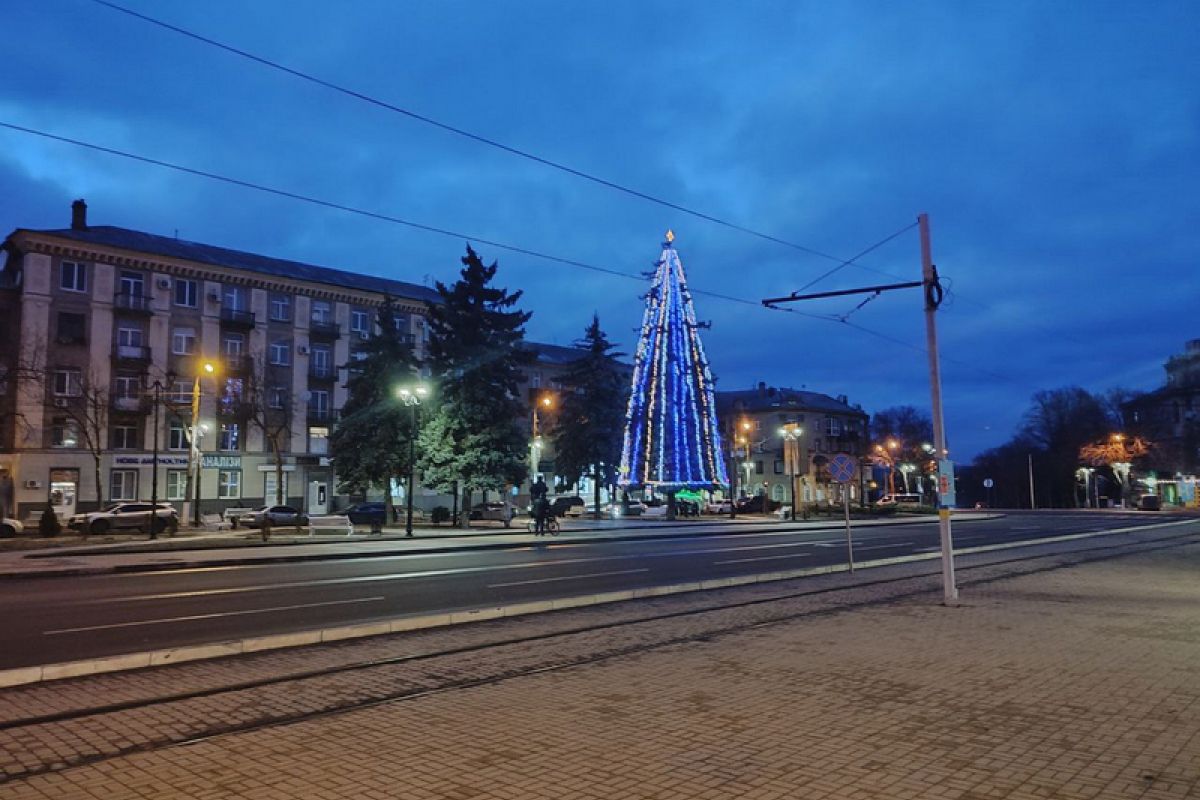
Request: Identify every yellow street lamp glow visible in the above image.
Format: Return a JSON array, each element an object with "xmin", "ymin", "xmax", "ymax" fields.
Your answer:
[
  {"xmin": 202, "ymin": 361, "xmax": 216, "ymax": 374},
  {"xmin": 540, "ymin": 394, "xmax": 553, "ymax": 408}
]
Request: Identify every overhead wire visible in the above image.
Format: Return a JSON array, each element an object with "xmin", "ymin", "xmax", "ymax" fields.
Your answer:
[{"xmin": 86, "ymin": 0, "xmax": 909, "ymax": 286}]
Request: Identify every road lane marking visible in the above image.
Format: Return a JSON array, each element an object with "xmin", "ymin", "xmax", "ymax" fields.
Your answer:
[
  {"xmin": 488, "ymin": 568, "xmax": 648, "ymax": 588},
  {"xmin": 855, "ymin": 542, "xmax": 913, "ymax": 551},
  {"xmin": 715, "ymin": 553, "xmax": 816, "ymax": 565},
  {"xmin": 43, "ymin": 596, "xmax": 385, "ymax": 635}
]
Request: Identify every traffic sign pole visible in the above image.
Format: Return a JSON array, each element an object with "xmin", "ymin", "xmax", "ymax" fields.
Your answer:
[{"xmin": 829, "ymin": 454, "xmax": 856, "ymax": 572}]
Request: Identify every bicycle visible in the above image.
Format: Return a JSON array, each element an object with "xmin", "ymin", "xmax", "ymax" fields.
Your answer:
[{"xmin": 527, "ymin": 515, "xmax": 560, "ymax": 536}]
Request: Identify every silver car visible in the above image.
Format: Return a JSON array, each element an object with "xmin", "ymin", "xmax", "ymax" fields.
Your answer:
[
  {"xmin": 68, "ymin": 502, "xmax": 178, "ymax": 535},
  {"xmin": 238, "ymin": 505, "xmax": 308, "ymax": 529}
]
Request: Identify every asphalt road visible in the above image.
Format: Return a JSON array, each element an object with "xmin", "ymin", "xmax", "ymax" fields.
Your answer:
[{"xmin": 0, "ymin": 512, "xmax": 1186, "ymax": 669}]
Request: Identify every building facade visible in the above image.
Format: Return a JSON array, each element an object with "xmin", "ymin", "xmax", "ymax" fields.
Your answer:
[
  {"xmin": 1124, "ymin": 339, "xmax": 1200, "ymax": 505},
  {"xmin": 0, "ymin": 201, "xmax": 437, "ymax": 521},
  {"xmin": 715, "ymin": 383, "xmax": 870, "ymax": 507}
]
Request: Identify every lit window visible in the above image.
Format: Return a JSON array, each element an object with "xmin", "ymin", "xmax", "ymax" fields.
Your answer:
[
  {"xmin": 52, "ymin": 417, "xmax": 80, "ymax": 448},
  {"xmin": 268, "ymin": 386, "xmax": 288, "ymax": 409},
  {"xmin": 219, "ymin": 423, "xmax": 240, "ymax": 452},
  {"xmin": 168, "ymin": 419, "xmax": 189, "ymax": 451},
  {"xmin": 350, "ymin": 309, "xmax": 370, "ymax": 336},
  {"xmin": 308, "ymin": 426, "xmax": 329, "ymax": 455}
]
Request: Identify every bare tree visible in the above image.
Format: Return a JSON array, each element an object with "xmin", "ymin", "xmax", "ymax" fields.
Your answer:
[{"xmin": 240, "ymin": 355, "xmax": 294, "ymax": 505}]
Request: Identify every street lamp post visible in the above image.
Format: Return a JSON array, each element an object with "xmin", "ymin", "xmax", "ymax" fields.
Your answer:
[
  {"xmin": 183, "ymin": 361, "xmax": 216, "ymax": 528},
  {"xmin": 396, "ymin": 384, "xmax": 429, "ymax": 536},
  {"xmin": 529, "ymin": 393, "xmax": 553, "ymax": 493},
  {"xmin": 779, "ymin": 423, "xmax": 803, "ymax": 521},
  {"xmin": 145, "ymin": 371, "xmax": 176, "ymax": 540}
]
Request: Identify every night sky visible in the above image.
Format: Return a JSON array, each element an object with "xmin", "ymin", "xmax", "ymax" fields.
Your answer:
[{"xmin": 2, "ymin": 1, "xmax": 1197, "ymax": 461}]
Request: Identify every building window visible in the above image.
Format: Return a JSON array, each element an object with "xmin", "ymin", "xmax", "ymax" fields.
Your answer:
[
  {"xmin": 218, "ymin": 469, "xmax": 241, "ymax": 499},
  {"xmin": 219, "ymin": 423, "xmax": 240, "ymax": 452},
  {"xmin": 269, "ymin": 340, "xmax": 290, "ymax": 366},
  {"xmin": 57, "ymin": 312, "xmax": 87, "ymax": 344},
  {"xmin": 118, "ymin": 270, "xmax": 145, "ymax": 298},
  {"xmin": 264, "ymin": 472, "xmax": 288, "ymax": 503},
  {"xmin": 168, "ymin": 419, "xmax": 189, "ymax": 451},
  {"xmin": 174, "ymin": 278, "xmax": 198, "ymax": 308},
  {"xmin": 755, "ymin": 460, "xmax": 764, "ymax": 475},
  {"xmin": 110, "ymin": 469, "xmax": 138, "ymax": 501},
  {"xmin": 310, "ymin": 346, "xmax": 331, "ymax": 377},
  {"xmin": 166, "ymin": 469, "xmax": 187, "ymax": 501},
  {"xmin": 111, "ymin": 424, "xmax": 139, "ymax": 450},
  {"xmin": 826, "ymin": 417, "xmax": 842, "ymax": 436},
  {"xmin": 268, "ymin": 386, "xmax": 288, "ymax": 410},
  {"xmin": 269, "ymin": 293, "xmax": 291, "ymax": 322},
  {"xmin": 220, "ymin": 378, "xmax": 244, "ymax": 415},
  {"xmin": 114, "ymin": 374, "xmax": 138, "ymax": 400},
  {"xmin": 531, "ymin": 372, "xmax": 542, "ymax": 389},
  {"xmin": 309, "ymin": 390, "xmax": 329, "ymax": 419},
  {"xmin": 169, "ymin": 379, "xmax": 191, "ymax": 404},
  {"xmin": 223, "ymin": 285, "xmax": 247, "ymax": 310},
  {"xmin": 350, "ymin": 309, "xmax": 369, "ymax": 337},
  {"xmin": 311, "ymin": 300, "xmax": 332, "ymax": 325},
  {"xmin": 774, "ymin": 460, "xmax": 785, "ymax": 474},
  {"xmin": 117, "ymin": 326, "xmax": 144, "ymax": 348},
  {"xmin": 222, "ymin": 333, "xmax": 244, "ymax": 358},
  {"xmin": 53, "ymin": 368, "xmax": 83, "ymax": 397},
  {"xmin": 308, "ymin": 426, "xmax": 329, "ymax": 455},
  {"xmin": 61, "ymin": 260, "xmax": 87, "ymax": 292},
  {"xmin": 172, "ymin": 327, "xmax": 197, "ymax": 355},
  {"xmin": 52, "ymin": 417, "xmax": 80, "ymax": 448}
]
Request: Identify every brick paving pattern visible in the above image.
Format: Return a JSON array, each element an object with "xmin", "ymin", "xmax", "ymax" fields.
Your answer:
[{"xmin": 3, "ymin": 539, "xmax": 1199, "ymax": 798}]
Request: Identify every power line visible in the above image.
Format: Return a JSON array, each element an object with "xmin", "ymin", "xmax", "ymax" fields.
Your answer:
[
  {"xmin": 87, "ymin": 0, "xmax": 900, "ymax": 284},
  {"xmin": 1, "ymin": 119, "xmax": 1024, "ymax": 388}
]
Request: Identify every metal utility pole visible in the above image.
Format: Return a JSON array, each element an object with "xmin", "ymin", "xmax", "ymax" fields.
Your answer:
[
  {"xmin": 1028, "ymin": 453, "xmax": 1036, "ymax": 510},
  {"xmin": 761, "ymin": 213, "xmax": 958, "ymax": 603},
  {"xmin": 919, "ymin": 213, "xmax": 958, "ymax": 604}
]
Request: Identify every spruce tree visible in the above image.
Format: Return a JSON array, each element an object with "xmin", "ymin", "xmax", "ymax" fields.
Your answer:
[
  {"xmin": 330, "ymin": 295, "xmax": 420, "ymax": 524},
  {"xmin": 421, "ymin": 246, "xmax": 533, "ymax": 526},
  {"xmin": 551, "ymin": 315, "xmax": 627, "ymax": 518}
]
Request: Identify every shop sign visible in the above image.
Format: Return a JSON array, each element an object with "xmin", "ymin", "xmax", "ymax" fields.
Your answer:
[
  {"xmin": 112, "ymin": 455, "xmax": 189, "ymax": 466},
  {"xmin": 201, "ymin": 455, "xmax": 242, "ymax": 469}
]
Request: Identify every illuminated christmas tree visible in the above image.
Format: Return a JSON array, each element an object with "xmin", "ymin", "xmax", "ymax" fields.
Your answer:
[{"xmin": 618, "ymin": 231, "xmax": 728, "ymax": 493}]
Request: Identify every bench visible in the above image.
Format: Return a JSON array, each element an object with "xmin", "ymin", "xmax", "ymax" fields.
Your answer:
[
  {"xmin": 201, "ymin": 513, "xmax": 232, "ymax": 531},
  {"xmin": 306, "ymin": 514, "xmax": 354, "ymax": 536}
]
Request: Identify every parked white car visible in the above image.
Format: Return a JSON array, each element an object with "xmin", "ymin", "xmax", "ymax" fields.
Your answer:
[
  {"xmin": 68, "ymin": 502, "xmax": 179, "ymax": 535},
  {"xmin": 0, "ymin": 518, "xmax": 23, "ymax": 538},
  {"xmin": 705, "ymin": 499, "xmax": 733, "ymax": 514}
]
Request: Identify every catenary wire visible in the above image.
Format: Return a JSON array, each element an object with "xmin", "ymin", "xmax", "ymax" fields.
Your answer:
[
  {"xmin": 1, "ymin": 120, "xmax": 1026, "ymax": 387},
  {"xmin": 86, "ymin": 0, "xmax": 908, "ymax": 286}
]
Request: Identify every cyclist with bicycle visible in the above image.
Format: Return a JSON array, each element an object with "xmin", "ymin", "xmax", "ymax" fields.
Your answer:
[{"xmin": 531, "ymin": 477, "xmax": 551, "ymax": 536}]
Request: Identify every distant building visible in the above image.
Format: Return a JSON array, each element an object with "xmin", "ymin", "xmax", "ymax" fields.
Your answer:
[
  {"xmin": 715, "ymin": 383, "xmax": 870, "ymax": 507},
  {"xmin": 1124, "ymin": 339, "xmax": 1200, "ymax": 504}
]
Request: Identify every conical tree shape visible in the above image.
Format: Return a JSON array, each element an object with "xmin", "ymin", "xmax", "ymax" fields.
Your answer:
[{"xmin": 619, "ymin": 232, "xmax": 728, "ymax": 490}]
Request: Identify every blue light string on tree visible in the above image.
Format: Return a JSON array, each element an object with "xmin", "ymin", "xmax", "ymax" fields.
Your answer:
[{"xmin": 619, "ymin": 233, "xmax": 728, "ymax": 491}]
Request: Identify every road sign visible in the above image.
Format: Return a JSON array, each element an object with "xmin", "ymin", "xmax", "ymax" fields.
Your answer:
[
  {"xmin": 983, "ymin": 478, "xmax": 994, "ymax": 488},
  {"xmin": 829, "ymin": 453, "xmax": 855, "ymax": 483}
]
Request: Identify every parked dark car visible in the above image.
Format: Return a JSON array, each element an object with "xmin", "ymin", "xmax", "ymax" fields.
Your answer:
[
  {"xmin": 1138, "ymin": 494, "xmax": 1162, "ymax": 511},
  {"xmin": 549, "ymin": 496, "xmax": 585, "ymax": 517},
  {"xmin": 344, "ymin": 501, "xmax": 387, "ymax": 525},
  {"xmin": 736, "ymin": 495, "xmax": 780, "ymax": 514}
]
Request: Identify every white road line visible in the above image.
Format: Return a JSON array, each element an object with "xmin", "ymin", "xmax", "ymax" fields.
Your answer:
[
  {"xmin": 44, "ymin": 596, "xmax": 385, "ymax": 635},
  {"xmin": 488, "ymin": 568, "xmax": 648, "ymax": 589},
  {"xmin": 855, "ymin": 542, "xmax": 913, "ymax": 551},
  {"xmin": 716, "ymin": 553, "xmax": 814, "ymax": 565}
]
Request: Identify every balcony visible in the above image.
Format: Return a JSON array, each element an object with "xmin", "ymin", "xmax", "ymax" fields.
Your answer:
[
  {"xmin": 308, "ymin": 320, "xmax": 341, "ymax": 340},
  {"xmin": 307, "ymin": 407, "xmax": 335, "ymax": 425},
  {"xmin": 113, "ymin": 344, "xmax": 152, "ymax": 364},
  {"xmin": 111, "ymin": 395, "xmax": 146, "ymax": 413},
  {"xmin": 113, "ymin": 291, "xmax": 153, "ymax": 315},
  {"xmin": 307, "ymin": 364, "xmax": 337, "ymax": 383},
  {"xmin": 222, "ymin": 354, "xmax": 254, "ymax": 374},
  {"xmin": 219, "ymin": 308, "xmax": 256, "ymax": 330}
]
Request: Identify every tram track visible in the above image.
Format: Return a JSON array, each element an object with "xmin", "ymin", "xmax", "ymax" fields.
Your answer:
[{"xmin": 1, "ymin": 527, "xmax": 1197, "ymax": 785}]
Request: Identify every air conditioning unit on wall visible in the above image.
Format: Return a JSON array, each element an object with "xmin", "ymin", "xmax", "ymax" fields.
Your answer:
[
  {"xmin": 157, "ymin": 278, "xmax": 170, "ymax": 289},
  {"xmin": 297, "ymin": 345, "xmax": 309, "ymax": 355},
  {"xmin": 207, "ymin": 292, "xmax": 221, "ymax": 303},
  {"xmin": 53, "ymin": 397, "xmax": 69, "ymax": 408},
  {"xmin": 24, "ymin": 480, "xmax": 41, "ymax": 490}
]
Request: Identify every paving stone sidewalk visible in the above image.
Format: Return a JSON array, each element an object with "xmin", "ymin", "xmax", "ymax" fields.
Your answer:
[{"xmin": 5, "ymin": 539, "xmax": 1198, "ymax": 798}]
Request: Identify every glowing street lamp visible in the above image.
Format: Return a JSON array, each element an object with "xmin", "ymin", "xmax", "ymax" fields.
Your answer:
[
  {"xmin": 779, "ymin": 423, "xmax": 804, "ymax": 521},
  {"xmin": 184, "ymin": 359, "xmax": 217, "ymax": 528},
  {"xmin": 396, "ymin": 383, "xmax": 429, "ymax": 536}
]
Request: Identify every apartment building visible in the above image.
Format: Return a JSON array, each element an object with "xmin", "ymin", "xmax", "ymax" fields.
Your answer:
[
  {"xmin": 0, "ymin": 200, "xmax": 437, "ymax": 521},
  {"xmin": 715, "ymin": 383, "xmax": 870, "ymax": 506}
]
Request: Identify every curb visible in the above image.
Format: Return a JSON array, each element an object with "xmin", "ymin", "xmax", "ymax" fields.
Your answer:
[
  {"xmin": 0, "ymin": 515, "xmax": 979, "ymax": 580},
  {"xmin": 0, "ymin": 517, "xmax": 1190, "ymax": 689}
]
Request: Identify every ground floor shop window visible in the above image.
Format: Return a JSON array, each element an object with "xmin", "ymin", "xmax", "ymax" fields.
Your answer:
[
  {"xmin": 110, "ymin": 469, "xmax": 138, "ymax": 501},
  {"xmin": 218, "ymin": 470, "xmax": 241, "ymax": 499},
  {"xmin": 264, "ymin": 472, "xmax": 288, "ymax": 504},
  {"xmin": 166, "ymin": 469, "xmax": 187, "ymax": 501}
]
